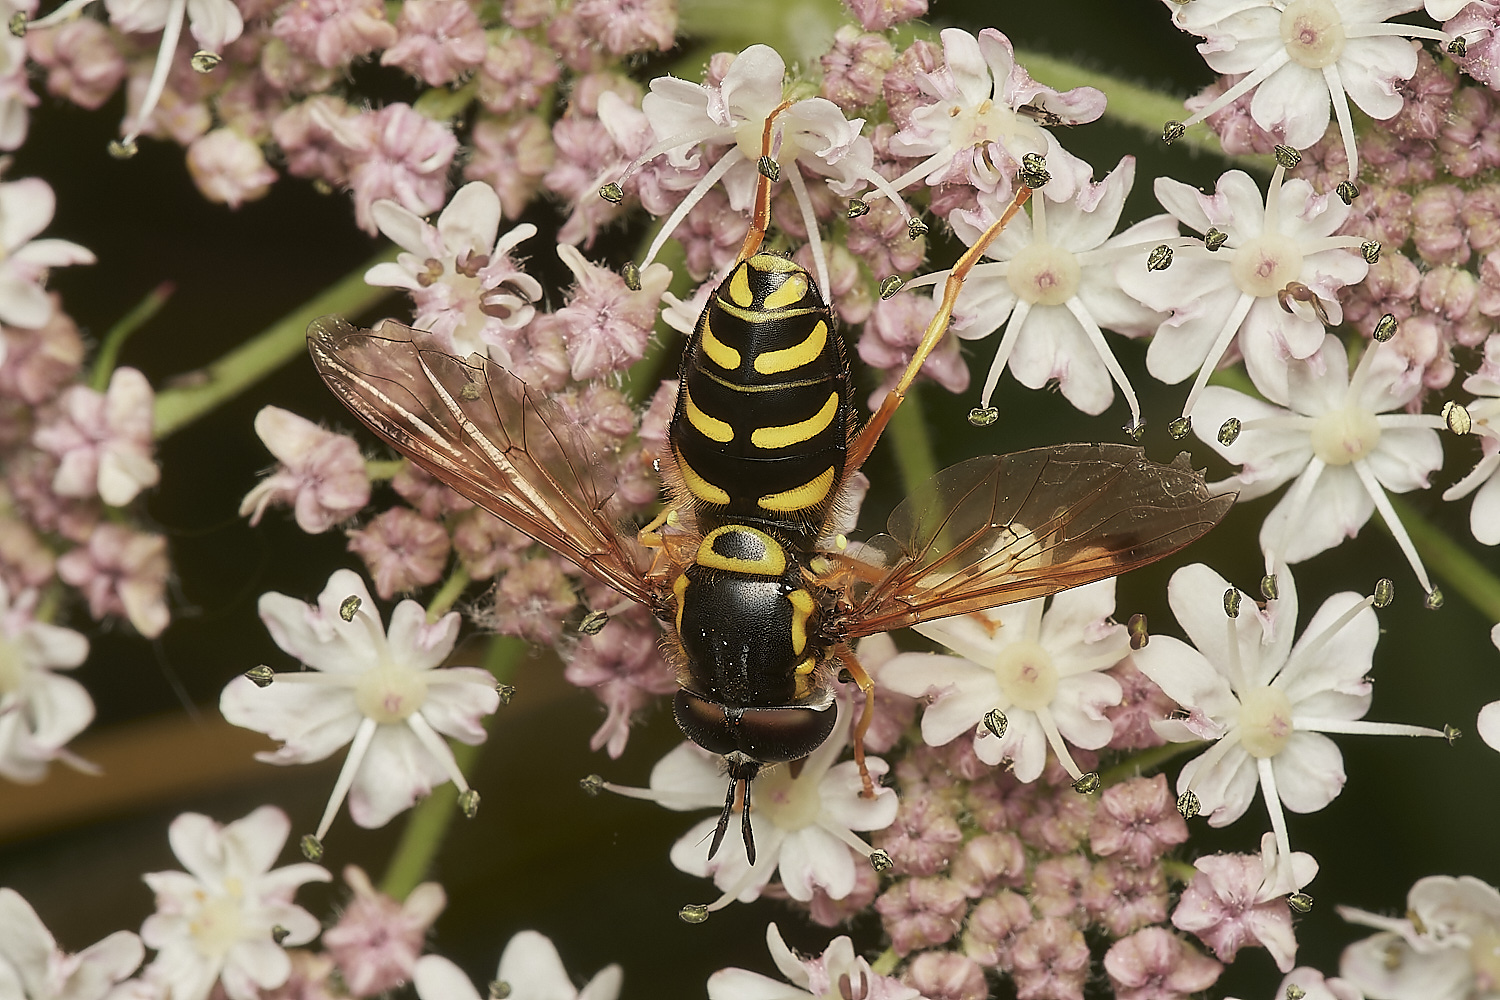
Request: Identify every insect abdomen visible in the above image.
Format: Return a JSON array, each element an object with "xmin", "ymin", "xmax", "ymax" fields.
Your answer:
[{"xmin": 669, "ymin": 253, "xmax": 853, "ymax": 539}]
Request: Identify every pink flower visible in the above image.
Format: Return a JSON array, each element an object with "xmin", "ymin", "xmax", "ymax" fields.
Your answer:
[
  {"xmin": 380, "ymin": 0, "xmax": 486, "ymax": 85},
  {"xmin": 903, "ymin": 951, "xmax": 985, "ymax": 1000},
  {"xmin": 345, "ymin": 507, "xmax": 450, "ymax": 598},
  {"xmin": 562, "ymin": 607, "xmax": 674, "ymax": 758},
  {"xmin": 1009, "ymin": 917, "xmax": 1089, "ymax": 1000},
  {"xmin": 553, "ymin": 243, "xmax": 671, "ymax": 380},
  {"xmin": 324, "ymin": 103, "xmax": 457, "ymax": 235},
  {"xmin": 391, "ymin": 463, "xmax": 470, "ymax": 520},
  {"xmin": 476, "ymin": 34, "xmax": 559, "ymax": 115},
  {"xmin": 876, "ymin": 877, "xmax": 967, "ymax": 954},
  {"xmin": 55, "ymin": 523, "xmax": 170, "ymax": 636},
  {"xmin": 322, "ymin": 866, "xmax": 445, "ymax": 997},
  {"xmin": 449, "ymin": 508, "xmax": 529, "ymax": 580},
  {"xmin": 857, "ymin": 291, "xmax": 969, "ymax": 409},
  {"xmin": 239, "ymin": 406, "xmax": 370, "ymax": 533},
  {"xmin": 842, "ymin": 0, "xmax": 927, "ymax": 31},
  {"xmin": 33, "ymin": 366, "xmax": 157, "ymax": 506},
  {"xmin": 1083, "ymin": 859, "xmax": 1171, "ymax": 937},
  {"xmin": 1089, "ymin": 774, "xmax": 1189, "ymax": 868},
  {"xmin": 571, "ymin": 0, "xmax": 675, "ymax": 56},
  {"xmin": 0, "ymin": 581, "xmax": 93, "ymax": 782},
  {"xmin": 464, "ymin": 114, "xmax": 556, "ymax": 220},
  {"xmin": 272, "ymin": 96, "xmax": 356, "ymax": 186},
  {"xmin": 0, "ymin": 299, "xmax": 85, "ymax": 405},
  {"xmin": 186, "ymin": 128, "xmax": 278, "ymax": 208},
  {"xmin": 271, "ymin": 0, "xmax": 397, "ymax": 68},
  {"xmin": 1172, "ymin": 833, "xmax": 1318, "ymax": 971},
  {"xmin": 0, "ymin": 178, "xmax": 94, "ymax": 330},
  {"xmin": 1103, "ymin": 927, "xmax": 1223, "ymax": 1000},
  {"xmin": 875, "ymin": 788, "xmax": 963, "ymax": 877},
  {"xmin": 709, "ymin": 922, "xmax": 926, "ymax": 1000},
  {"xmin": 26, "ymin": 18, "xmax": 126, "ymax": 110},
  {"xmin": 0, "ymin": 888, "xmax": 142, "ymax": 1000}
]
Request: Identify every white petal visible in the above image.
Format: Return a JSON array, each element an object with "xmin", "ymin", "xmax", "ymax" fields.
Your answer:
[
  {"xmin": 497, "ymin": 930, "xmax": 576, "ymax": 1000},
  {"xmin": 415, "ymin": 955, "xmax": 482, "ymax": 1000},
  {"xmin": 438, "ymin": 182, "xmax": 503, "ymax": 255},
  {"xmin": 778, "ymin": 827, "xmax": 855, "ymax": 901},
  {"xmin": 1271, "ymin": 731, "xmax": 1346, "ymax": 813},
  {"xmin": 1478, "ymin": 701, "xmax": 1500, "ymax": 752}
]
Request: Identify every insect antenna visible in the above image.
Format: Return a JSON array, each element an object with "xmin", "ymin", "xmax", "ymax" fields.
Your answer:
[{"xmin": 739, "ymin": 778, "xmax": 756, "ymax": 866}]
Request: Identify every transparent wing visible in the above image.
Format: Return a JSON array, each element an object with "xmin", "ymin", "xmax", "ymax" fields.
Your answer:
[
  {"xmin": 840, "ymin": 443, "xmax": 1234, "ymax": 636},
  {"xmin": 308, "ymin": 316, "xmax": 658, "ymax": 604}
]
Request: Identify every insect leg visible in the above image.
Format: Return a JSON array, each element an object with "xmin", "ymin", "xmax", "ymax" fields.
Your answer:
[
  {"xmin": 735, "ymin": 98, "xmax": 795, "ymax": 264},
  {"xmin": 833, "ymin": 645, "xmax": 878, "ymax": 799},
  {"xmin": 846, "ymin": 184, "xmax": 1036, "ymax": 473}
]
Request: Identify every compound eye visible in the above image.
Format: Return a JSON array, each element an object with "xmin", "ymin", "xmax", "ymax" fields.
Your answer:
[
  {"xmin": 673, "ymin": 689, "xmax": 739, "ymax": 757},
  {"xmin": 673, "ymin": 690, "xmax": 839, "ymax": 764},
  {"xmin": 738, "ymin": 704, "xmax": 837, "ymax": 763}
]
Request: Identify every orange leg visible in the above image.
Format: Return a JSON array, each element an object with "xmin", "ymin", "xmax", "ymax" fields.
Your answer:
[
  {"xmin": 735, "ymin": 99, "xmax": 794, "ymax": 265},
  {"xmin": 846, "ymin": 185, "xmax": 1035, "ymax": 474},
  {"xmin": 834, "ymin": 646, "xmax": 877, "ymax": 798}
]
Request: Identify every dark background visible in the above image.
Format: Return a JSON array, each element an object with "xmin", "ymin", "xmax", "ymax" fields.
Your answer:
[{"xmin": 2, "ymin": 0, "xmax": 1496, "ymax": 996}]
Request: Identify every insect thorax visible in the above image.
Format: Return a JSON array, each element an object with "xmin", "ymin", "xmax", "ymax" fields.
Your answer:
[{"xmin": 668, "ymin": 252, "xmax": 853, "ymax": 542}]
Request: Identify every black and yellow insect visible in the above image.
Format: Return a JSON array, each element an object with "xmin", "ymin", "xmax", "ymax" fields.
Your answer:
[{"xmin": 308, "ymin": 111, "xmax": 1233, "ymax": 865}]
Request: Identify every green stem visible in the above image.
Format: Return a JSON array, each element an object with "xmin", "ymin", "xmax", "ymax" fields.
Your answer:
[
  {"xmin": 426, "ymin": 567, "xmax": 472, "ymax": 622},
  {"xmin": 886, "ymin": 386, "xmax": 938, "ymax": 500},
  {"xmin": 1388, "ymin": 495, "xmax": 1500, "ymax": 621},
  {"xmin": 91, "ymin": 282, "xmax": 175, "ymax": 391},
  {"xmin": 869, "ymin": 947, "xmax": 899, "ymax": 977},
  {"xmin": 1163, "ymin": 858, "xmax": 1198, "ymax": 884},
  {"xmin": 1013, "ymin": 48, "xmax": 1274, "ymax": 173},
  {"xmin": 1098, "ymin": 740, "xmax": 1204, "ymax": 788},
  {"xmin": 379, "ymin": 635, "xmax": 527, "ymax": 900},
  {"xmin": 152, "ymin": 247, "xmax": 400, "ymax": 439},
  {"xmin": 365, "ymin": 459, "xmax": 406, "ymax": 482}
]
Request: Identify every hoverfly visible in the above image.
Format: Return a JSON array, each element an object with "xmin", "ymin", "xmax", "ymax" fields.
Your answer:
[{"xmin": 309, "ymin": 107, "xmax": 1233, "ymax": 865}]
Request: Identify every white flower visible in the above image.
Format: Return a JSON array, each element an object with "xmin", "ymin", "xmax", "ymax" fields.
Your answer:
[
  {"xmin": 0, "ymin": 1, "xmax": 34, "ymax": 153},
  {"xmin": 1266, "ymin": 967, "xmax": 1367, "ymax": 1000},
  {"xmin": 1118, "ymin": 162, "xmax": 1368, "ymax": 423},
  {"xmin": 0, "ymin": 178, "xmax": 94, "ymax": 330},
  {"xmin": 219, "ymin": 569, "xmax": 500, "ymax": 844},
  {"xmin": 604, "ymin": 699, "xmax": 898, "ymax": 915},
  {"xmin": 238, "ymin": 406, "xmax": 371, "ymax": 534},
  {"xmin": 708, "ymin": 922, "xmax": 925, "ymax": 1000},
  {"xmin": 1133, "ymin": 562, "xmax": 1444, "ymax": 867},
  {"xmin": 33, "ymin": 367, "xmax": 159, "ymax": 508},
  {"xmin": 139, "ymin": 806, "xmax": 330, "ymax": 1000},
  {"xmin": 1165, "ymin": 0, "xmax": 1445, "ymax": 181},
  {"xmin": 907, "ymin": 156, "xmax": 1174, "ymax": 428},
  {"xmin": 1339, "ymin": 875, "xmax": 1500, "ymax": 1000},
  {"xmin": 1442, "ymin": 334, "xmax": 1500, "ymax": 545},
  {"xmin": 35, "ymin": 0, "xmax": 243, "ymax": 154},
  {"xmin": 0, "ymin": 888, "xmax": 143, "ymax": 1000},
  {"xmin": 1193, "ymin": 335, "xmax": 1445, "ymax": 593},
  {"xmin": 365, "ymin": 181, "xmax": 542, "ymax": 361},
  {"xmin": 414, "ymin": 931, "xmax": 622, "ymax": 1000},
  {"xmin": 881, "ymin": 578, "xmax": 1128, "ymax": 784},
  {"xmin": 887, "ymin": 27, "xmax": 1106, "ymax": 204},
  {"xmin": 0, "ymin": 582, "xmax": 94, "ymax": 783},
  {"xmin": 630, "ymin": 43, "xmax": 907, "ymax": 297},
  {"xmin": 1480, "ymin": 623, "xmax": 1500, "ymax": 753}
]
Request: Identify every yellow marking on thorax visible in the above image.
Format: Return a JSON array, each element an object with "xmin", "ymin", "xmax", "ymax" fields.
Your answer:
[
  {"xmin": 787, "ymin": 588, "xmax": 814, "ymax": 655},
  {"xmin": 750, "ymin": 253, "xmax": 802, "ymax": 273},
  {"xmin": 684, "ymin": 387, "xmax": 733, "ymax": 443},
  {"xmin": 675, "ymin": 448, "xmax": 730, "ymax": 505},
  {"xmin": 762, "ymin": 272, "xmax": 809, "ymax": 310},
  {"xmin": 758, "ymin": 466, "xmax": 835, "ymax": 512},
  {"xmin": 754, "ymin": 319, "xmax": 827, "ymax": 375},
  {"xmin": 695, "ymin": 525, "xmax": 788, "ymax": 576},
  {"xmin": 699, "ymin": 313, "xmax": 741, "ymax": 371},
  {"xmin": 751, "ymin": 391, "xmax": 838, "ymax": 450},
  {"xmin": 727, "ymin": 264, "xmax": 754, "ymax": 307},
  {"xmin": 713, "ymin": 299, "xmax": 822, "ymax": 324},
  {"xmin": 793, "ymin": 657, "xmax": 816, "ymax": 699},
  {"xmin": 673, "ymin": 572, "xmax": 689, "ymax": 635}
]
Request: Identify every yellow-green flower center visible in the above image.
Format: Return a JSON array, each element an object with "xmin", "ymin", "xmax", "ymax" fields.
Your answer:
[
  {"xmin": 754, "ymin": 765, "xmax": 823, "ymax": 831},
  {"xmin": 1280, "ymin": 0, "xmax": 1347, "ymax": 69},
  {"xmin": 992, "ymin": 640, "xmax": 1058, "ymax": 711},
  {"xmin": 354, "ymin": 662, "xmax": 429, "ymax": 724},
  {"xmin": 1239, "ymin": 685, "xmax": 1295, "ymax": 758},
  {"xmin": 1231, "ymin": 234, "xmax": 1305, "ymax": 298},
  {"xmin": 1310, "ymin": 407, "xmax": 1381, "ymax": 466},
  {"xmin": 1008, "ymin": 242, "xmax": 1081, "ymax": 306}
]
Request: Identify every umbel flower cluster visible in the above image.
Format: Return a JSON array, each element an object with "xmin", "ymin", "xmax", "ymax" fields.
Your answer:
[{"xmin": 1, "ymin": 0, "xmax": 1499, "ymax": 996}]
